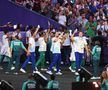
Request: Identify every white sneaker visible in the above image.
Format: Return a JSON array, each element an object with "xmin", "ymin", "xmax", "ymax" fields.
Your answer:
[
  {"xmin": 52, "ymin": 67, "xmax": 57, "ymax": 71},
  {"xmin": 13, "ymin": 72, "xmax": 18, "ymax": 75},
  {"xmin": 46, "ymin": 71, "xmax": 53, "ymax": 75},
  {"xmin": 53, "ymin": 68, "xmax": 57, "ymax": 71},
  {"xmin": 33, "ymin": 70, "xmax": 40, "ymax": 74},
  {"xmin": 53, "ymin": 67, "xmax": 61, "ymax": 72},
  {"xmin": 33, "ymin": 71, "xmax": 36, "ymax": 73},
  {"xmin": 20, "ymin": 68, "xmax": 26, "ymax": 73},
  {"xmin": 56, "ymin": 72, "xmax": 62, "ymax": 75},
  {"xmin": 46, "ymin": 61, "xmax": 49, "ymax": 64},
  {"xmin": 91, "ymin": 77, "xmax": 97, "ymax": 79},
  {"xmin": 35, "ymin": 71, "xmax": 40, "ymax": 74},
  {"xmin": 41, "ymin": 68, "xmax": 47, "ymax": 71},
  {"xmin": 75, "ymin": 72, "xmax": 79, "ymax": 75},
  {"xmin": 96, "ymin": 77, "xmax": 100, "ymax": 79},
  {"xmin": 0, "ymin": 66, "xmax": 3, "ymax": 70},
  {"xmin": 11, "ymin": 66, "xmax": 15, "ymax": 70},
  {"xmin": 13, "ymin": 61, "xmax": 16, "ymax": 64},
  {"xmin": 91, "ymin": 77, "xmax": 100, "ymax": 79},
  {"xmin": 61, "ymin": 61, "xmax": 64, "ymax": 64},
  {"xmin": 5, "ymin": 72, "xmax": 9, "ymax": 74},
  {"xmin": 28, "ymin": 62, "xmax": 32, "ymax": 64},
  {"xmin": 69, "ymin": 67, "xmax": 75, "ymax": 72}
]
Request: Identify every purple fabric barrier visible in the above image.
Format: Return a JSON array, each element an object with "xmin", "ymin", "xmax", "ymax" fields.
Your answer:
[
  {"xmin": 0, "ymin": 32, "xmax": 3, "ymax": 42},
  {"xmin": 0, "ymin": 0, "xmax": 61, "ymax": 29}
]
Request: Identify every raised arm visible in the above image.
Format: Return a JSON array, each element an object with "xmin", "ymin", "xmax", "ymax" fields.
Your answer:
[
  {"xmin": 32, "ymin": 25, "xmax": 40, "ymax": 38},
  {"xmin": 44, "ymin": 28, "xmax": 50, "ymax": 42},
  {"xmin": 71, "ymin": 29, "xmax": 77, "ymax": 42}
]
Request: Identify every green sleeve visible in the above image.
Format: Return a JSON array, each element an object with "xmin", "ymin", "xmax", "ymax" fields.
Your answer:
[
  {"xmin": 20, "ymin": 42, "xmax": 26, "ymax": 50},
  {"xmin": 85, "ymin": 22, "xmax": 89, "ymax": 27},
  {"xmin": 58, "ymin": 83, "xmax": 60, "ymax": 90},
  {"xmin": 93, "ymin": 22, "xmax": 97, "ymax": 27},
  {"xmin": 105, "ymin": 81, "xmax": 108, "ymax": 90},
  {"xmin": 47, "ymin": 81, "xmax": 60, "ymax": 90},
  {"xmin": 47, "ymin": 81, "xmax": 52, "ymax": 89},
  {"xmin": 22, "ymin": 82, "xmax": 27, "ymax": 90},
  {"xmin": 10, "ymin": 41, "xmax": 14, "ymax": 49},
  {"xmin": 92, "ymin": 46, "xmax": 96, "ymax": 55}
]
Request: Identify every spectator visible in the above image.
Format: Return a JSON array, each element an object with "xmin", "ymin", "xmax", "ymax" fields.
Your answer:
[
  {"xmin": 51, "ymin": 0, "xmax": 58, "ymax": 6},
  {"xmin": 67, "ymin": 14, "xmax": 78, "ymax": 31},
  {"xmin": 85, "ymin": 16, "xmax": 97, "ymax": 38},
  {"xmin": 88, "ymin": 1, "xmax": 98, "ymax": 15},
  {"xmin": 58, "ymin": 11, "xmax": 67, "ymax": 26},
  {"xmin": 78, "ymin": 13, "xmax": 88, "ymax": 32},
  {"xmin": 32, "ymin": 0, "xmax": 41, "ymax": 12},
  {"xmin": 95, "ymin": 9, "xmax": 106, "ymax": 21}
]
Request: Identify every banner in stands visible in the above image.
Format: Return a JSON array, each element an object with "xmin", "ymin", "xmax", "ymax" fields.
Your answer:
[{"xmin": 0, "ymin": 0, "xmax": 61, "ymax": 30}]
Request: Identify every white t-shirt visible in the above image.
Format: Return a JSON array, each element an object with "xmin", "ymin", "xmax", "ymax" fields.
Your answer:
[
  {"xmin": 0, "ymin": 35, "xmax": 11, "ymax": 57},
  {"xmin": 63, "ymin": 35, "xmax": 71, "ymax": 46},
  {"xmin": 38, "ymin": 37, "xmax": 46, "ymax": 52},
  {"xmin": 70, "ymin": 42, "xmax": 76, "ymax": 61},
  {"xmin": 28, "ymin": 37, "xmax": 35, "ymax": 52},
  {"xmin": 97, "ymin": 25, "xmax": 108, "ymax": 31},
  {"xmin": 74, "ymin": 36, "xmax": 87, "ymax": 53},
  {"xmin": 35, "ymin": 33, "xmax": 39, "ymax": 47},
  {"xmin": 51, "ymin": 37, "xmax": 61, "ymax": 54},
  {"xmin": 2, "ymin": 35, "xmax": 9, "ymax": 47},
  {"xmin": 58, "ymin": 15, "xmax": 66, "ymax": 26},
  {"xmin": 12, "ymin": 31, "xmax": 22, "ymax": 38},
  {"xmin": 78, "ymin": 17, "xmax": 88, "ymax": 27},
  {"xmin": 26, "ymin": 30, "xmax": 31, "ymax": 44}
]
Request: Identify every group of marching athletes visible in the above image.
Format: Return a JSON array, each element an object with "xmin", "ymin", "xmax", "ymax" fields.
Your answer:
[{"xmin": 0, "ymin": 25, "xmax": 101, "ymax": 78}]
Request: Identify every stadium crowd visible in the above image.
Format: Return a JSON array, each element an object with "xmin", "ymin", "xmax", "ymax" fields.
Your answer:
[{"xmin": 11, "ymin": 0, "xmax": 108, "ymax": 27}]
